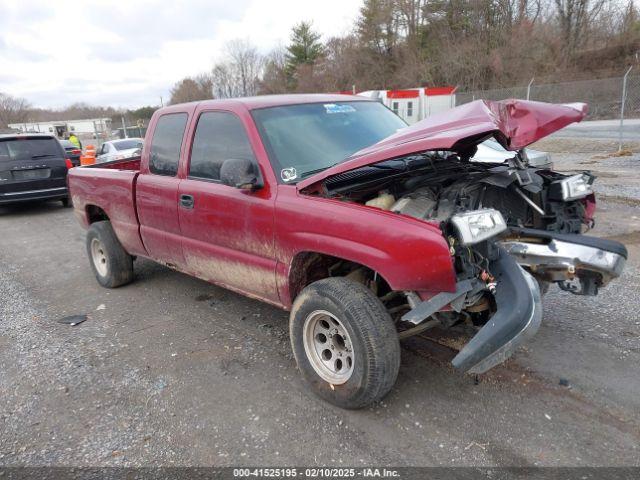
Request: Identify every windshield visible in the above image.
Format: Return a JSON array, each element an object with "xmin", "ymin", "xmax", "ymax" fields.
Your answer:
[
  {"xmin": 113, "ymin": 139, "xmax": 143, "ymax": 151},
  {"xmin": 252, "ymin": 101, "xmax": 406, "ymax": 183},
  {"xmin": 0, "ymin": 138, "xmax": 62, "ymax": 162}
]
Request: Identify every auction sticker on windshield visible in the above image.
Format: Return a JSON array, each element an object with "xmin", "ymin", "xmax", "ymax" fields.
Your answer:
[{"xmin": 324, "ymin": 103, "xmax": 356, "ymax": 114}]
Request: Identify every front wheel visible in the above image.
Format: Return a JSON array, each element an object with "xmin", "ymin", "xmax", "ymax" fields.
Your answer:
[
  {"xmin": 290, "ymin": 277, "xmax": 400, "ymax": 409},
  {"xmin": 86, "ymin": 221, "xmax": 134, "ymax": 288}
]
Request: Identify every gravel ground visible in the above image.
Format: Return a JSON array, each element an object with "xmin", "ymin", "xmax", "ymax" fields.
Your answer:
[{"xmin": 1, "ymin": 138, "xmax": 639, "ymax": 467}]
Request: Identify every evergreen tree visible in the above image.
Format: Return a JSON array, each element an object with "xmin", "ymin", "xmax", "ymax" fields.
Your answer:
[{"xmin": 285, "ymin": 21, "xmax": 324, "ymax": 78}]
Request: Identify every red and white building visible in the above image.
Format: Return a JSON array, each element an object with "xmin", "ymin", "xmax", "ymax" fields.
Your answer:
[{"xmin": 348, "ymin": 86, "xmax": 457, "ymax": 125}]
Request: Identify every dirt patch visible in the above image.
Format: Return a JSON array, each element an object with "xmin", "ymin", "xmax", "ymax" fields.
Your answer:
[
  {"xmin": 598, "ymin": 194, "xmax": 640, "ymax": 207},
  {"xmin": 612, "ymin": 149, "xmax": 634, "ymax": 157},
  {"xmin": 531, "ymin": 137, "xmax": 640, "ymax": 154},
  {"xmin": 605, "ymin": 231, "xmax": 640, "ymax": 246},
  {"xmin": 589, "ymin": 171, "xmax": 619, "ymax": 178}
]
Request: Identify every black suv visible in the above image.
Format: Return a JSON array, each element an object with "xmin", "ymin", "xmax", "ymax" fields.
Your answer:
[{"xmin": 0, "ymin": 134, "xmax": 71, "ymax": 206}]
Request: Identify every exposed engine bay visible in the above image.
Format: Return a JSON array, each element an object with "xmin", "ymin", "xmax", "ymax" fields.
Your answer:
[
  {"xmin": 332, "ymin": 151, "xmax": 604, "ymax": 296},
  {"xmin": 308, "ymin": 149, "xmax": 625, "ymax": 347},
  {"xmin": 305, "ymin": 149, "xmax": 628, "ymax": 373},
  {"xmin": 321, "ymin": 151, "xmax": 595, "ymax": 235}
]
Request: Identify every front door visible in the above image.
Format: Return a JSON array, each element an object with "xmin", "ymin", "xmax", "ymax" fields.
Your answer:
[{"xmin": 177, "ymin": 110, "xmax": 279, "ymax": 304}]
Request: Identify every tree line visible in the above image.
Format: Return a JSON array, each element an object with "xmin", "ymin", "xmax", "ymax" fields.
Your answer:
[
  {"xmin": 1, "ymin": 0, "xmax": 637, "ymax": 128},
  {"xmin": 169, "ymin": 0, "xmax": 637, "ymax": 103}
]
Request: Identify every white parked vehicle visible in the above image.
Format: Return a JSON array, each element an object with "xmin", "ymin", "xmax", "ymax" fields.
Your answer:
[
  {"xmin": 473, "ymin": 138, "xmax": 552, "ymax": 167},
  {"xmin": 96, "ymin": 138, "xmax": 143, "ymax": 163}
]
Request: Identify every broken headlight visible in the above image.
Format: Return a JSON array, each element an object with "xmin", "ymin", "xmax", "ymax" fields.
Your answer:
[
  {"xmin": 553, "ymin": 173, "xmax": 594, "ymax": 201},
  {"xmin": 451, "ymin": 209, "xmax": 507, "ymax": 245}
]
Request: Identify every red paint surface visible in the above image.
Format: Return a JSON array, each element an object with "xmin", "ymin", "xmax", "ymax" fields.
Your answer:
[
  {"xmin": 387, "ymin": 89, "xmax": 420, "ymax": 99},
  {"xmin": 68, "ymin": 95, "xmax": 585, "ymax": 310},
  {"xmin": 424, "ymin": 86, "xmax": 457, "ymax": 96}
]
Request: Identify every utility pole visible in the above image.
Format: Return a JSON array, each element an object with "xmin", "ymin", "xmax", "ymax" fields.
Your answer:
[
  {"xmin": 160, "ymin": 96, "xmax": 164, "ymax": 107},
  {"xmin": 619, "ymin": 66, "xmax": 633, "ymax": 152},
  {"xmin": 526, "ymin": 78, "xmax": 534, "ymax": 101},
  {"xmin": 121, "ymin": 115, "xmax": 128, "ymax": 138}
]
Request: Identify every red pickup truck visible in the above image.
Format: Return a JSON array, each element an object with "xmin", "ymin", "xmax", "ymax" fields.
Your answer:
[{"xmin": 68, "ymin": 95, "xmax": 627, "ymax": 408}]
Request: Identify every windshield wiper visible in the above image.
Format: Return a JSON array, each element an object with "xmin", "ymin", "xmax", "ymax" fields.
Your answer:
[
  {"xmin": 31, "ymin": 154, "xmax": 56, "ymax": 159},
  {"xmin": 300, "ymin": 167, "xmax": 329, "ymax": 179},
  {"xmin": 300, "ymin": 161, "xmax": 345, "ymax": 179}
]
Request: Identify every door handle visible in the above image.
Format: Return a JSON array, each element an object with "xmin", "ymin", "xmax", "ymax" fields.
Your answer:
[{"xmin": 180, "ymin": 194, "xmax": 194, "ymax": 209}]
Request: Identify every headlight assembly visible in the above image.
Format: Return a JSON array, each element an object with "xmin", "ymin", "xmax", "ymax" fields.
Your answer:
[
  {"xmin": 451, "ymin": 209, "xmax": 507, "ymax": 245},
  {"xmin": 551, "ymin": 173, "xmax": 594, "ymax": 201}
]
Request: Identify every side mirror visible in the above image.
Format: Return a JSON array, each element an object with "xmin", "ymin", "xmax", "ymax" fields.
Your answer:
[{"xmin": 220, "ymin": 158, "xmax": 262, "ymax": 190}]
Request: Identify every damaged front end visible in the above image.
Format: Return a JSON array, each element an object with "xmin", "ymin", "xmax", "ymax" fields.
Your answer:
[
  {"xmin": 298, "ymin": 99, "xmax": 627, "ymax": 374},
  {"xmin": 394, "ymin": 203, "xmax": 544, "ymax": 373},
  {"xmin": 376, "ymin": 162, "xmax": 625, "ymax": 373},
  {"xmin": 379, "ymin": 155, "xmax": 625, "ymax": 373}
]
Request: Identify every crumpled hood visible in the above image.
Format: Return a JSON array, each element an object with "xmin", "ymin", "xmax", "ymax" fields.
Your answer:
[{"xmin": 297, "ymin": 99, "xmax": 587, "ymax": 191}]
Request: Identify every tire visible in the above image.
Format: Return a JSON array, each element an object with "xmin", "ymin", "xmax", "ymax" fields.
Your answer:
[
  {"xmin": 290, "ymin": 277, "xmax": 401, "ymax": 409},
  {"xmin": 86, "ymin": 221, "xmax": 134, "ymax": 288},
  {"xmin": 61, "ymin": 197, "xmax": 72, "ymax": 208}
]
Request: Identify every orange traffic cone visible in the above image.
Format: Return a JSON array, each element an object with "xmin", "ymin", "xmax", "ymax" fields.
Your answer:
[{"xmin": 80, "ymin": 145, "xmax": 97, "ymax": 166}]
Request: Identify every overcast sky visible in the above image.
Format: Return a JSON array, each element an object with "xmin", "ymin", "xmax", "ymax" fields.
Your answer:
[{"xmin": 0, "ymin": 0, "xmax": 362, "ymax": 109}]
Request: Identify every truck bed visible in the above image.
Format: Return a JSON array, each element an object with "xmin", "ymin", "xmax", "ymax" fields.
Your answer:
[
  {"xmin": 68, "ymin": 157, "xmax": 147, "ymax": 256},
  {"xmin": 85, "ymin": 156, "xmax": 141, "ymax": 171}
]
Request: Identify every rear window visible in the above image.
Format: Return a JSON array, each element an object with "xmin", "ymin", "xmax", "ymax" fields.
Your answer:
[
  {"xmin": 114, "ymin": 139, "xmax": 143, "ymax": 151},
  {"xmin": 0, "ymin": 138, "xmax": 62, "ymax": 162}
]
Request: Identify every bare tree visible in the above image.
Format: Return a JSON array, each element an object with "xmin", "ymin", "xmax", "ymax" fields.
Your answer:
[
  {"xmin": 168, "ymin": 75, "xmax": 213, "ymax": 105},
  {"xmin": 0, "ymin": 92, "xmax": 30, "ymax": 128},
  {"xmin": 554, "ymin": 0, "xmax": 607, "ymax": 57},
  {"xmin": 259, "ymin": 46, "xmax": 290, "ymax": 94},
  {"xmin": 211, "ymin": 40, "xmax": 264, "ymax": 98}
]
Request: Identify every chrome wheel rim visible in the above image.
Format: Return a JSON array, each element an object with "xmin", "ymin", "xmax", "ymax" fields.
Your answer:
[
  {"xmin": 302, "ymin": 310, "xmax": 354, "ymax": 384},
  {"xmin": 90, "ymin": 238, "xmax": 108, "ymax": 277}
]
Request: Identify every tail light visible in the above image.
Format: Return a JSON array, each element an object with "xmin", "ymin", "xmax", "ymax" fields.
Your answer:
[
  {"xmin": 65, "ymin": 158, "xmax": 74, "ymax": 169},
  {"xmin": 71, "ymin": 149, "xmax": 81, "ymax": 155}
]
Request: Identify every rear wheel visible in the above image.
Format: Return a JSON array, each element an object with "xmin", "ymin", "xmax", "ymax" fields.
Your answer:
[
  {"xmin": 290, "ymin": 277, "xmax": 400, "ymax": 409},
  {"xmin": 86, "ymin": 221, "xmax": 134, "ymax": 288}
]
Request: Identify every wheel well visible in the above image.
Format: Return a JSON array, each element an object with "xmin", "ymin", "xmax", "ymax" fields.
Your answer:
[
  {"xmin": 86, "ymin": 205, "xmax": 109, "ymax": 224},
  {"xmin": 288, "ymin": 252, "xmax": 391, "ymax": 304}
]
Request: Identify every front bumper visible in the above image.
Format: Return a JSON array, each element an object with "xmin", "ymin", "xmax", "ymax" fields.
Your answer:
[
  {"xmin": 499, "ymin": 228, "xmax": 627, "ymax": 295},
  {"xmin": 451, "ymin": 247, "xmax": 542, "ymax": 373},
  {"xmin": 402, "ymin": 247, "xmax": 542, "ymax": 374},
  {"xmin": 402, "ymin": 229, "xmax": 626, "ymax": 374}
]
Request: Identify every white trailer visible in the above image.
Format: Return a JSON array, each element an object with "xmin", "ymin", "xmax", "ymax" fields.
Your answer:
[
  {"xmin": 8, "ymin": 118, "xmax": 113, "ymax": 139},
  {"xmin": 356, "ymin": 87, "xmax": 457, "ymax": 124}
]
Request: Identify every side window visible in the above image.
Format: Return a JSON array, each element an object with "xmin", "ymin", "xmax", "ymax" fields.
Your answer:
[
  {"xmin": 392, "ymin": 102, "xmax": 399, "ymax": 114},
  {"xmin": 189, "ymin": 111, "xmax": 256, "ymax": 181},
  {"xmin": 149, "ymin": 113, "xmax": 188, "ymax": 176},
  {"xmin": 407, "ymin": 101, "xmax": 413, "ymax": 117}
]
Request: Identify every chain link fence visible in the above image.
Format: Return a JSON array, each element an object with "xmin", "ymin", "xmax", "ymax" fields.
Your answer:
[{"xmin": 456, "ymin": 73, "xmax": 640, "ymax": 121}]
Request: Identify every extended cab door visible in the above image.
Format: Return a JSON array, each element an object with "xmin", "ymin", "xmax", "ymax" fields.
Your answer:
[
  {"xmin": 177, "ymin": 109, "xmax": 279, "ymax": 304},
  {"xmin": 136, "ymin": 111, "xmax": 190, "ymax": 268}
]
